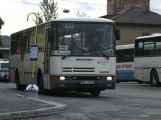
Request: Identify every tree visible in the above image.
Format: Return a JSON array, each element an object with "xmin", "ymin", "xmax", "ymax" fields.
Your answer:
[
  {"xmin": 0, "ymin": 17, "xmax": 4, "ymax": 47},
  {"xmin": 37, "ymin": 12, "xmax": 44, "ymax": 24},
  {"xmin": 39, "ymin": 0, "xmax": 58, "ymax": 22},
  {"xmin": 0, "ymin": 17, "xmax": 4, "ymax": 30}
]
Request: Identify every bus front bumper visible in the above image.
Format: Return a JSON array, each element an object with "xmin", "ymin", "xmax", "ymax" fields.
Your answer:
[{"xmin": 50, "ymin": 76, "xmax": 116, "ymax": 91}]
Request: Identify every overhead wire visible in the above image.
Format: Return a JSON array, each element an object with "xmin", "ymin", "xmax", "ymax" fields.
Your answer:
[
  {"xmin": 7, "ymin": 0, "xmax": 106, "ymax": 8},
  {"xmin": 60, "ymin": 0, "xmax": 106, "ymax": 7},
  {"xmin": 6, "ymin": 0, "xmax": 107, "ymax": 12},
  {"xmin": 5, "ymin": 0, "xmax": 161, "ymax": 11}
]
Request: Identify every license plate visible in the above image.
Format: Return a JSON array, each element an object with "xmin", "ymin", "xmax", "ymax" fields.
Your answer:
[{"xmin": 80, "ymin": 81, "xmax": 95, "ymax": 84}]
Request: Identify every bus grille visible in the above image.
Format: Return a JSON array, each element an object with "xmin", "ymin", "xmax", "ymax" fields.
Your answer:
[
  {"xmin": 70, "ymin": 76, "xmax": 102, "ymax": 80},
  {"xmin": 62, "ymin": 67, "xmax": 95, "ymax": 73}
]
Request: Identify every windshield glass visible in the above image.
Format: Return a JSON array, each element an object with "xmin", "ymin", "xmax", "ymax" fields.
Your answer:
[{"xmin": 51, "ymin": 22, "xmax": 115, "ymax": 57}]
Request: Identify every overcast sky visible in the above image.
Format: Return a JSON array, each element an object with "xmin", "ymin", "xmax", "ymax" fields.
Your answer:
[{"xmin": 0, "ymin": 0, "xmax": 161, "ymax": 35}]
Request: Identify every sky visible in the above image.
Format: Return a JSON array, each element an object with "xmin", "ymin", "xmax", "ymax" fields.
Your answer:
[{"xmin": 0, "ymin": 0, "xmax": 161, "ymax": 36}]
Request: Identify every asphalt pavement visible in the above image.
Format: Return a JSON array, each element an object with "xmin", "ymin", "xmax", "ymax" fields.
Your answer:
[{"xmin": 0, "ymin": 88, "xmax": 66, "ymax": 120}]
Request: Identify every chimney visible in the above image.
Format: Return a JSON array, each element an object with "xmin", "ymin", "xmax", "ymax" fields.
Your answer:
[{"xmin": 142, "ymin": 0, "xmax": 150, "ymax": 12}]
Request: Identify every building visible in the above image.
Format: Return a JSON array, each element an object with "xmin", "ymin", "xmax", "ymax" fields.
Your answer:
[
  {"xmin": 107, "ymin": 0, "xmax": 150, "ymax": 15},
  {"xmin": 102, "ymin": 0, "xmax": 161, "ymax": 45}
]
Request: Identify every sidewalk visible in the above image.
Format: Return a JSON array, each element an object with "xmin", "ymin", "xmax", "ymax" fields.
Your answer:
[{"xmin": 0, "ymin": 90, "xmax": 66, "ymax": 120}]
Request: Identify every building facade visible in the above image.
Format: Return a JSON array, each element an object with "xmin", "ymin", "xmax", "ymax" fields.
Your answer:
[
  {"xmin": 116, "ymin": 24, "xmax": 161, "ymax": 45},
  {"xmin": 107, "ymin": 0, "xmax": 150, "ymax": 15},
  {"xmin": 103, "ymin": 0, "xmax": 161, "ymax": 45}
]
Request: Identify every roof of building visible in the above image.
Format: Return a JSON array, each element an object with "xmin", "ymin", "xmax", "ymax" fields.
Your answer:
[{"xmin": 102, "ymin": 6, "xmax": 161, "ymax": 25}]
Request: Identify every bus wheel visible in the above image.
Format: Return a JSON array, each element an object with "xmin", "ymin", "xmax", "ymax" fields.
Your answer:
[
  {"xmin": 137, "ymin": 80, "xmax": 143, "ymax": 84},
  {"xmin": 15, "ymin": 71, "xmax": 24, "ymax": 90},
  {"xmin": 37, "ymin": 72, "xmax": 45, "ymax": 94},
  {"xmin": 90, "ymin": 90, "xmax": 100, "ymax": 97},
  {"xmin": 150, "ymin": 70, "xmax": 159, "ymax": 86}
]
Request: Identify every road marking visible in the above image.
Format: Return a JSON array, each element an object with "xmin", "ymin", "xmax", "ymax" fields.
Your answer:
[{"xmin": 10, "ymin": 92, "xmax": 66, "ymax": 108}]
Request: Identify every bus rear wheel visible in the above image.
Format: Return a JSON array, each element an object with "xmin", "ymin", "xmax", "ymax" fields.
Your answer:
[
  {"xmin": 15, "ymin": 71, "xmax": 24, "ymax": 90},
  {"xmin": 37, "ymin": 72, "xmax": 45, "ymax": 94},
  {"xmin": 150, "ymin": 70, "xmax": 159, "ymax": 86}
]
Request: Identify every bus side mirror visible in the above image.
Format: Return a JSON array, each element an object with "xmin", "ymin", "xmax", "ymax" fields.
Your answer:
[{"xmin": 115, "ymin": 29, "xmax": 120, "ymax": 40}]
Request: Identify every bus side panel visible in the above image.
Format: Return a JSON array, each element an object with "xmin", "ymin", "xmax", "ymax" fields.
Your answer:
[
  {"xmin": 110, "ymin": 57, "xmax": 116, "ymax": 75},
  {"xmin": 10, "ymin": 54, "xmax": 21, "ymax": 83},
  {"xmin": 23, "ymin": 53, "xmax": 32, "ymax": 85},
  {"xmin": 134, "ymin": 57, "xmax": 161, "ymax": 83},
  {"xmin": 116, "ymin": 62, "xmax": 134, "ymax": 81},
  {"xmin": 117, "ymin": 70, "xmax": 134, "ymax": 80},
  {"xmin": 143, "ymin": 68, "xmax": 151, "ymax": 82},
  {"xmin": 134, "ymin": 58, "xmax": 145, "ymax": 81},
  {"xmin": 142, "ymin": 57, "xmax": 161, "ymax": 83},
  {"xmin": 23, "ymin": 52, "xmax": 45, "ymax": 85}
]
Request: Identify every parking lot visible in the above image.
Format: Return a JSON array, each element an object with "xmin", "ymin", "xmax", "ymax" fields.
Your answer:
[{"xmin": 1, "ymin": 82, "xmax": 161, "ymax": 120}]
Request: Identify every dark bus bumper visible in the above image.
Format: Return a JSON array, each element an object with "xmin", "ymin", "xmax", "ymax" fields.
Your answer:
[{"xmin": 50, "ymin": 79, "xmax": 116, "ymax": 91}]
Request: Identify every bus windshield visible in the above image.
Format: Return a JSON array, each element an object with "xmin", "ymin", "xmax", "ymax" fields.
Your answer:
[
  {"xmin": 51, "ymin": 22, "xmax": 114, "ymax": 57},
  {"xmin": 0, "ymin": 59, "xmax": 9, "ymax": 69}
]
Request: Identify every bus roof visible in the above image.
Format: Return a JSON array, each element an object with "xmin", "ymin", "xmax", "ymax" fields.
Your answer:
[
  {"xmin": 53, "ymin": 17, "xmax": 114, "ymax": 23},
  {"xmin": 11, "ymin": 17, "xmax": 114, "ymax": 36},
  {"xmin": 0, "ymin": 59, "xmax": 9, "ymax": 63},
  {"xmin": 0, "ymin": 48, "xmax": 10, "ymax": 50},
  {"xmin": 136, "ymin": 33, "xmax": 161, "ymax": 40},
  {"xmin": 116, "ymin": 44, "xmax": 134, "ymax": 50}
]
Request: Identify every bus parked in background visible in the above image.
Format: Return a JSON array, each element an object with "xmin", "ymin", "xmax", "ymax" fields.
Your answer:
[
  {"xmin": 116, "ymin": 44, "xmax": 134, "ymax": 82},
  {"xmin": 134, "ymin": 33, "xmax": 161, "ymax": 86},
  {"xmin": 0, "ymin": 48, "xmax": 10, "ymax": 59},
  {"xmin": 10, "ymin": 18, "xmax": 119, "ymax": 96},
  {"xmin": 0, "ymin": 59, "xmax": 9, "ymax": 82}
]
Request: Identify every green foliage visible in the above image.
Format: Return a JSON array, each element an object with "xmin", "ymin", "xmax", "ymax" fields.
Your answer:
[
  {"xmin": 0, "ymin": 17, "xmax": 4, "ymax": 30},
  {"xmin": 0, "ymin": 17, "xmax": 4, "ymax": 47},
  {"xmin": 0, "ymin": 36, "xmax": 4, "ymax": 47},
  {"xmin": 37, "ymin": 12, "xmax": 44, "ymax": 24},
  {"xmin": 39, "ymin": 0, "xmax": 58, "ymax": 22}
]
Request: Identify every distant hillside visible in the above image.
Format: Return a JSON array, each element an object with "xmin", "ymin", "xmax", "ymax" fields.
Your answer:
[{"xmin": 1, "ymin": 35, "xmax": 10, "ymax": 48}]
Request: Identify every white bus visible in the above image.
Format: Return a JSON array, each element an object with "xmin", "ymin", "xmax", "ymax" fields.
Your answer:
[
  {"xmin": 134, "ymin": 33, "xmax": 161, "ymax": 86},
  {"xmin": 10, "ymin": 18, "xmax": 119, "ymax": 96},
  {"xmin": 0, "ymin": 59, "xmax": 9, "ymax": 81},
  {"xmin": 116, "ymin": 44, "xmax": 134, "ymax": 81}
]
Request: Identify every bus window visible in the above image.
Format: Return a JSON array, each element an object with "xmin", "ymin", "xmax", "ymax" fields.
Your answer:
[
  {"xmin": 37, "ymin": 26, "xmax": 45, "ymax": 51},
  {"xmin": 116, "ymin": 44, "xmax": 134, "ymax": 81}
]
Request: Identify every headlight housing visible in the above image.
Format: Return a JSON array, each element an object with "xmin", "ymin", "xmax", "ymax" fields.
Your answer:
[
  {"xmin": 107, "ymin": 76, "xmax": 112, "ymax": 81},
  {"xmin": 60, "ymin": 76, "xmax": 65, "ymax": 80}
]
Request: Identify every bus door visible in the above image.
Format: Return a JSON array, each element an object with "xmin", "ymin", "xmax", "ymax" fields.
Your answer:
[
  {"xmin": 21, "ymin": 31, "xmax": 30, "ymax": 84},
  {"xmin": 19, "ymin": 33, "xmax": 27, "ymax": 84},
  {"xmin": 43, "ymin": 24, "xmax": 52, "ymax": 89}
]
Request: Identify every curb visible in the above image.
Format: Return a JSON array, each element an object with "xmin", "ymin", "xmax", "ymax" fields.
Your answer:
[
  {"xmin": 0, "ymin": 96, "xmax": 67, "ymax": 120},
  {"xmin": 0, "ymin": 106, "xmax": 66, "ymax": 120}
]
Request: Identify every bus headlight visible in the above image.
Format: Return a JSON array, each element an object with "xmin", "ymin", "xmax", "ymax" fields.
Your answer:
[
  {"xmin": 60, "ymin": 76, "xmax": 65, "ymax": 81},
  {"xmin": 107, "ymin": 77, "xmax": 112, "ymax": 81}
]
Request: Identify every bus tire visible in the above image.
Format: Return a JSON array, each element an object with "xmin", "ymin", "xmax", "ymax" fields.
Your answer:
[
  {"xmin": 37, "ymin": 71, "xmax": 45, "ymax": 94},
  {"xmin": 15, "ymin": 70, "xmax": 24, "ymax": 90},
  {"xmin": 137, "ymin": 80, "xmax": 143, "ymax": 84},
  {"xmin": 90, "ymin": 90, "xmax": 100, "ymax": 97},
  {"xmin": 150, "ymin": 70, "xmax": 159, "ymax": 86}
]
